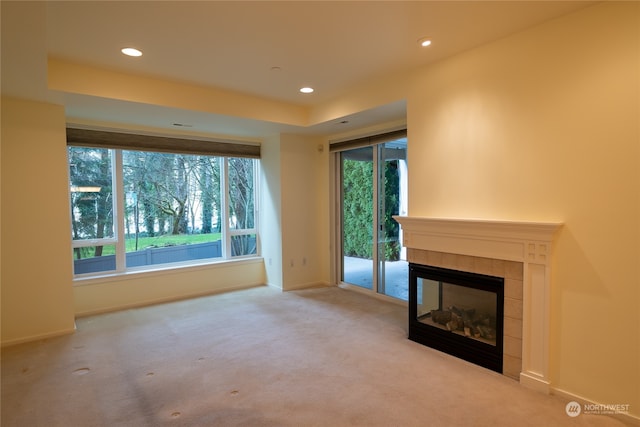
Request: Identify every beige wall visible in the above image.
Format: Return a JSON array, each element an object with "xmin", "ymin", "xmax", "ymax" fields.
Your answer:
[
  {"xmin": 48, "ymin": 59, "xmax": 309, "ymax": 128},
  {"xmin": 406, "ymin": 2, "xmax": 639, "ymax": 414},
  {"xmin": 259, "ymin": 132, "xmax": 331, "ymax": 291},
  {"xmin": 1, "ymin": 97, "xmax": 76, "ymax": 345},
  {"xmin": 280, "ymin": 134, "xmax": 330, "ymax": 290},
  {"xmin": 73, "ymin": 259, "xmax": 265, "ymax": 317}
]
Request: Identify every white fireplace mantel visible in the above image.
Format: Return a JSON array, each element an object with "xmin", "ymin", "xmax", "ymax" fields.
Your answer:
[{"xmin": 394, "ymin": 216, "xmax": 563, "ymax": 393}]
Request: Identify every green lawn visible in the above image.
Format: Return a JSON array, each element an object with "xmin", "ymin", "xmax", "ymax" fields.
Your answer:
[{"xmin": 125, "ymin": 233, "xmax": 222, "ymax": 251}]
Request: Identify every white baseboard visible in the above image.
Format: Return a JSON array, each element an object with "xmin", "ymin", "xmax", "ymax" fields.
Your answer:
[
  {"xmin": 1, "ymin": 326, "xmax": 76, "ymax": 348},
  {"xmin": 283, "ymin": 281, "xmax": 332, "ymax": 291},
  {"xmin": 520, "ymin": 371, "xmax": 551, "ymax": 394},
  {"xmin": 338, "ymin": 282, "xmax": 407, "ymax": 307},
  {"xmin": 265, "ymin": 282, "xmax": 284, "ymax": 291}
]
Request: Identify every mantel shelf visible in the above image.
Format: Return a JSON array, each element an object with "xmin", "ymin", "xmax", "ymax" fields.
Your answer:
[
  {"xmin": 393, "ymin": 216, "xmax": 562, "ymax": 265},
  {"xmin": 393, "ymin": 216, "xmax": 562, "ymax": 243}
]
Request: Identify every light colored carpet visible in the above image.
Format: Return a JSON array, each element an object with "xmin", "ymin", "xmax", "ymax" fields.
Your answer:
[{"xmin": 1, "ymin": 285, "xmax": 631, "ymax": 426}]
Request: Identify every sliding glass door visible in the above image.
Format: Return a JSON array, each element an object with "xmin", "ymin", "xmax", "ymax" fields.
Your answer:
[
  {"xmin": 342, "ymin": 146, "xmax": 375, "ymax": 290},
  {"xmin": 377, "ymin": 140, "xmax": 408, "ymax": 299},
  {"xmin": 339, "ymin": 136, "xmax": 408, "ymax": 300}
]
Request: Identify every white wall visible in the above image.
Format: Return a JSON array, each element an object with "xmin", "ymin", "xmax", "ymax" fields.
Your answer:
[{"xmin": 260, "ymin": 135, "xmax": 284, "ymax": 289}]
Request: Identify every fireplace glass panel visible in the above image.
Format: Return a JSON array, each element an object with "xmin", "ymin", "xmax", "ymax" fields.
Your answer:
[{"xmin": 416, "ymin": 278, "xmax": 498, "ymax": 346}]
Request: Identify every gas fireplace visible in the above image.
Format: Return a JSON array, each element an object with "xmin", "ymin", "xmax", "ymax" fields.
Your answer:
[
  {"xmin": 394, "ymin": 216, "xmax": 562, "ymax": 392},
  {"xmin": 409, "ymin": 264, "xmax": 504, "ymax": 373}
]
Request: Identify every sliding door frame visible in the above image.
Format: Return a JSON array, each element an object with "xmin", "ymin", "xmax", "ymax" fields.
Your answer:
[{"xmin": 329, "ymin": 127, "xmax": 407, "ymax": 303}]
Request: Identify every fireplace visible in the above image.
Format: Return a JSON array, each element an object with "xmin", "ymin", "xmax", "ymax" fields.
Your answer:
[
  {"xmin": 409, "ymin": 263, "xmax": 504, "ymax": 373},
  {"xmin": 394, "ymin": 216, "xmax": 562, "ymax": 392}
]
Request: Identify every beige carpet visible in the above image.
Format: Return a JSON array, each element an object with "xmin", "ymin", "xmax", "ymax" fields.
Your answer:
[{"xmin": 1, "ymin": 286, "xmax": 632, "ymax": 426}]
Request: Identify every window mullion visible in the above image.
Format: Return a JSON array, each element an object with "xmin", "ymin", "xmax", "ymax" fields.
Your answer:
[
  {"xmin": 221, "ymin": 157, "xmax": 230, "ymax": 258},
  {"xmin": 372, "ymin": 146, "xmax": 380, "ymax": 293},
  {"xmin": 114, "ymin": 149, "xmax": 126, "ymax": 272},
  {"xmin": 253, "ymin": 160, "xmax": 260, "ymax": 257}
]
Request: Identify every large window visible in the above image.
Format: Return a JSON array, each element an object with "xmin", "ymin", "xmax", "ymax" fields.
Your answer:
[{"xmin": 68, "ymin": 131, "xmax": 259, "ymax": 277}]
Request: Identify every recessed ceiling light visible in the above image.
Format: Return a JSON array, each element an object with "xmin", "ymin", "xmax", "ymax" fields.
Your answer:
[
  {"xmin": 300, "ymin": 87, "xmax": 314, "ymax": 94},
  {"xmin": 418, "ymin": 38, "xmax": 432, "ymax": 47},
  {"xmin": 121, "ymin": 47, "xmax": 143, "ymax": 57}
]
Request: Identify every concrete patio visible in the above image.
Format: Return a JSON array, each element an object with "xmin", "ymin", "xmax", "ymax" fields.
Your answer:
[{"xmin": 343, "ymin": 256, "xmax": 409, "ymax": 300}]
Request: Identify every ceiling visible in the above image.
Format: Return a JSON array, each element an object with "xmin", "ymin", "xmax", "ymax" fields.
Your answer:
[{"xmin": 3, "ymin": 1, "xmax": 595, "ymax": 138}]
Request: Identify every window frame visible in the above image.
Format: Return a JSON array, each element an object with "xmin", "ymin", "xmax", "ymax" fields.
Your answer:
[{"xmin": 69, "ymin": 143, "xmax": 260, "ymax": 281}]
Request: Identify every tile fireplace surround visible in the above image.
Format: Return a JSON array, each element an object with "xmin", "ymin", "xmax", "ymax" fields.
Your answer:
[{"xmin": 394, "ymin": 216, "xmax": 562, "ymax": 393}]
